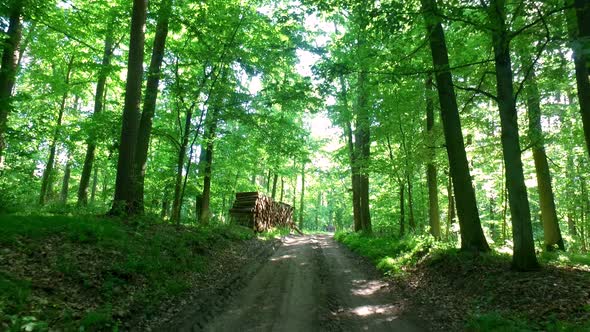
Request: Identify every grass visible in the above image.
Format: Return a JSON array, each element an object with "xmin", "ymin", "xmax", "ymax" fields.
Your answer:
[
  {"xmin": 257, "ymin": 226, "xmax": 293, "ymax": 240},
  {"xmin": 334, "ymin": 231, "xmax": 454, "ymax": 275},
  {"xmin": 0, "ymin": 214, "xmax": 255, "ymax": 330}
]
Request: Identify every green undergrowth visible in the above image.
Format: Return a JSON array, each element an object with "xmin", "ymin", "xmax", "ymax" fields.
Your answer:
[
  {"xmin": 257, "ymin": 226, "xmax": 292, "ymax": 240},
  {"xmin": 540, "ymin": 250, "xmax": 590, "ymax": 269},
  {"xmin": 0, "ymin": 214, "xmax": 255, "ymax": 331},
  {"xmin": 336, "ymin": 232, "xmax": 590, "ymax": 331},
  {"xmin": 334, "ymin": 231, "xmax": 454, "ymax": 276}
]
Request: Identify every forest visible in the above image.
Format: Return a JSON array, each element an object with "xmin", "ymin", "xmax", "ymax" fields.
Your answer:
[{"xmin": 1, "ymin": 0, "xmax": 590, "ymax": 330}]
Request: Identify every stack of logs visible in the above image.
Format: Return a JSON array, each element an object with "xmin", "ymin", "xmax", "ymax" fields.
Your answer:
[{"xmin": 229, "ymin": 192, "xmax": 302, "ymax": 234}]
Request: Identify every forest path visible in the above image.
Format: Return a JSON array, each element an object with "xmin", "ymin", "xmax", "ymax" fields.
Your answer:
[{"xmin": 193, "ymin": 234, "xmax": 424, "ymax": 332}]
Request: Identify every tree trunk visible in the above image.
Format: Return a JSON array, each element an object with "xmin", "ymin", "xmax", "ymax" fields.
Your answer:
[
  {"xmin": 200, "ymin": 118, "xmax": 218, "ymax": 225},
  {"xmin": 400, "ymin": 181, "xmax": 405, "ymax": 236},
  {"xmin": 171, "ymin": 108, "xmax": 193, "ymax": 224},
  {"xmin": 161, "ymin": 190, "xmax": 170, "ymax": 219},
  {"xmin": 266, "ymin": 169, "xmax": 272, "ymax": 193},
  {"xmin": 133, "ymin": 0, "xmax": 173, "ymax": 213},
  {"xmin": 420, "ymin": 0, "xmax": 489, "ymax": 252},
  {"xmin": 40, "ymin": 58, "xmax": 74, "ymax": 206},
  {"xmin": 316, "ymin": 191, "xmax": 321, "ymax": 230},
  {"xmin": 567, "ymin": 0, "xmax": 590, "ymax": 158},
  {"xmin": 488, "ymin": 0, "xmax": 538, "ymax": 271},
  {"xmin": 110, "ymin": 0, "xmax": 147, "ymax": 216},
  {"xmin": 339, "ymin": 75, "xmax": 362, "ymax": 232},
  {"xmin": 425, "ymin": 75, "xmax": 441, "ymax": 239},
  {"xmin": 280, "ymin": 177, "xmax": 284, "ymax": 202},
  {"xmin": 271, "ymin": 173, "xmax": 279, "ymax": 199},
  {"xmin": 446, "ymin": 170, "xmax": 456, "ymax": 239},
  {"xmin": 355, "ymin": 69, "xmax": 372, "ymax": 233},
  {"xmin": 78, "ymin": 22, "xmax": 114, "ymax": 206},
  {"xmin": 348, "ymin": 120, "xmax": 362, "ymax": 232},
  {"xmin": 90, "ymin": 165, "xmax": 99, "ymax": 204},
  {"xmin": 0, "ymin": 1, "xmax": 23, "ymax": 164},
  {"xmin": 407, "ymin": 172, "xmax": 415, "ymax": 232},
  {"xmin": 299, "ymin": 162, "xmax": 305, "ymax": 229},
  {"xmin": 523, "ymin": 59, "xmax": 564, "ymax": 251},
  {"xmin": 60, "ymin": 158, "xmax": 72, "ymax": 205},
  {"xmin": 566, "ymin": 155, "xmax": 577, "ymax": 236}
]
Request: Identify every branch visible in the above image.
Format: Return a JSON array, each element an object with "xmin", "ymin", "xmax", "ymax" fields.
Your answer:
[
  {"xmin": 453, "ymin": 82, "xmax": 498, "ymax": 101},
  {"xmin": 514, "ymin": 4, "xmax": 551, "ymax": 102},
  {"xmin": 151, "ymin": 129, "xmax": 181, "ymax": 150},
  {"xmin": 509, "ymin": 4, "xmax": 571, "ymax": 39},
  {"xmin": 34, "ymin": 19, "xmax": 101, "ymax": 53},
  {"xmin": 459, "ymin": 71, "xmax": 492, "ymax": 113},
  {"xmin": 365, "ymin": 58, "xmax": 495, "ymax": 78}
]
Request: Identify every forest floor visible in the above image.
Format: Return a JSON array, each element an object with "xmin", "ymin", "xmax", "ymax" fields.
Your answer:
[
  {"xmin": 336, "ymin": 232, "xmax": 590, "ymax": 331},
  {"xmin": 0, "ymin": 215, "xmax": 278, "ymax": 331}
]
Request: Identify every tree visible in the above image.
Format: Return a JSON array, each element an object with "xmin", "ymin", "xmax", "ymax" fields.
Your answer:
[
  {"xmin": 0, "ymin": 0, "xmax": 23, "ymax": 165},
  {"xmin": 521, "ymin": 56, "xmax": 564, "ymax": 251},
  {"xmin": 39, "ymin": 56, "xmax": 74, "ymax": 205},
  {"xmin": 486, "ymin": 0, "xmax": 538, "ymax": 270},
  {"xmin": 425, "ymin": 75, "xmax": 441, "ymax": 239},
  {"xmin": 568, "ymin": 0, "xmax": 590, "ymax": 158},
  {"xmin": 133, "ymin": 0, "xmax": 173, "ymax": 213},
  {"xmin": 110, "ymin": 0, "xmax": 147, "ymax": 216},
  {"xmin": 77, "ymin": 16, "xmax": 115, "ymax": 206},
  {"xmin": 420, "ymin": 0, "xmax": 489, "ymax": 252}
]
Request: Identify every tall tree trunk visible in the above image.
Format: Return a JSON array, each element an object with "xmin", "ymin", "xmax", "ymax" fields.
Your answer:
[
  {"xmin": 133, "ymin": 0, "xmax": 173, "ymax": 213},
  {"xmin": 446, "ymin": 170, "xmax": 456, "ymax": 239},
  {"xmin": 488, "ymin": 0, "xmax": 538, "ymax": 270},
  {"xmin": 265, "ymin": 169, "xmax": 271, "ymax": 193},
  {"xmin": 90, "ymin": 165, "xmax": 99, "ymax": 204},
  {"xmin": 279, "ymin": 177, "xmax": 284, "ymax": 202},
  {"xmin": 355, "ymin": 69, "xmax": 372, "ymax": 233},
  {"xmin": 581, "ymin": 178, "xmax": 589, "ymax": 252},
  {"xmin": 407, "ymin": 172, "xmax": 415, "ymax": 232},
  {"xmin": 420, "ymin": 0, "xmax": 489, "ymax": 252},
  {"xmin": 348, "ymin": 120, "xmax": 362, "ymax": 232},
  {"xmin": 161, "ymin": 188, "xmax": 170, "ymax": 219},
  {"xmin": 523, "ymin": 59, "xmax": 564, "ymax": 251},
  {"xmin": 339, "ymin": 75, "xmax": 362, "ymax": 232},
  {"xmin": 271, "ymin": 173, "xmax": 279, "ymax": 199},
  {"xmin": 78, "ymin": 22, "xmax": 114, "ymax": 206},
  {"xmin": 171, "ymin": 108, "xmax": 193, "ymax": 224},
  {"xmin": 566, "ymin": 155, "xmax": 577, "ymax": 236},
  {"xmin": 60, "ymin": 158, "xmax": 72, "ymax": 205},
  {"xmin": 400, "ymin": 181, "xmax": 405, "ymax": 236},
  {"xmin": 110, "ymin": 0, "xmax": 147, "ymax": 216},
  {"xmin": 0, "ymin": 1, "xmax": 23, "ymax": 164},
  {"xmin": 425, "ymin": 76, "xmax": 441, "ymax": 239},
  {"xmin": 292, "ymin": 159, "xmax": 297, "ymax": 214},
  {"xmin": 200, "ymin": 118, "xmax": 218, "ymax": 225},
  {"xmin": 399, "ymin": 119, "xmax": 415, "ymax": 232},
  {"xmin": 567, "ymin": 0, "xmax": 590, "ymax": 158},
  {"xmin": 299, "ymin": 162, "xmax": 305, "ymax": 229},
  {"xmin": 40, "ymin": 58, "xmax": 74, "ymax": 206}
]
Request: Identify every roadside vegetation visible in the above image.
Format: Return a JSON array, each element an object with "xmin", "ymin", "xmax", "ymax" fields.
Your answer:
[
  {"xmin": 0, "ymin": 214, "xmax": 257, "ymax": 331},
  {"xmin": 336, "ymin": 231, "xmax": 590, "ymax": 331}
]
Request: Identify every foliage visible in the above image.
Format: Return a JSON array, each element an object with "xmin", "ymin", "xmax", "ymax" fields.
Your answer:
[{"xmin": 335, "ymin": 231, "xmax": 455, "ymax": 275}]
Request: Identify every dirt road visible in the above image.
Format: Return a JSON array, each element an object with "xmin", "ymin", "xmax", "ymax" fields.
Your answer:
[{"xmin": 189, "ymin": 234, "xmax": 424, "ymax": 332}]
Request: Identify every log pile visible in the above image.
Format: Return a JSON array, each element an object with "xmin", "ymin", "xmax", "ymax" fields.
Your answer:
[{"xmin": 229, "ymin": 192, "xmax": 302, "ymax": 234}]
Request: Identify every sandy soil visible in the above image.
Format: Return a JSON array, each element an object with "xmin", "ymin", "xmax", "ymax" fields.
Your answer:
[{"xmin": 179, "ymin": 234, "xmax": 424, "ymax": 332}]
